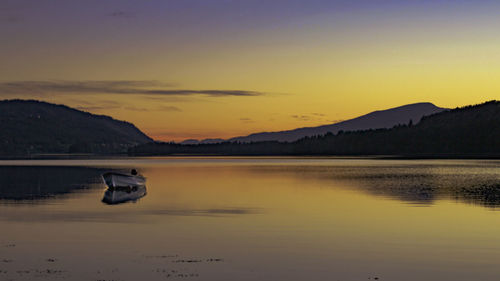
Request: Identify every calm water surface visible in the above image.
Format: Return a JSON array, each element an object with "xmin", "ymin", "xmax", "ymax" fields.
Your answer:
[{"xmin": 0, "ymin": 158, "xmax": 500, "ymax": 281}]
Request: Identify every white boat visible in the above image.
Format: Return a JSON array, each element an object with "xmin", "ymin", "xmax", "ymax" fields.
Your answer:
[
  {"xmin": 102, "ymin": 185, "xmax": 147, "ymax": 205},
  {"xmin": 102, "ymin": 172, "xmax": 146, "ymax": 189}
]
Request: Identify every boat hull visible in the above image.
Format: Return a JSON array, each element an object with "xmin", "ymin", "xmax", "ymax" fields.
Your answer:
[
  {"xmin": 102, "ymin": 185, "xmax": 147, "ymax": 205},
  {"xmin": 102, "ymin": 172, "xmax": 146, "ymax": 189}
]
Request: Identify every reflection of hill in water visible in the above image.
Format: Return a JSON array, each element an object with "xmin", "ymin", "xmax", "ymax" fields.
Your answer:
[
  {"xmin": 1, "ymin": 162, "xmax": 499, "ymax": 209},
  {"xmin": 0, "ymin": 166, "xmax": 108, "ymax": 202},
  {"xmin": 250, "ymin": 163, "xmax": 500, "ymax": 208},
  {"xmin": 343, "ymin": 167, "xmax": 500, "ymax": 207},
  {"xmin": 350, "ymin": 172, "xmax": 500, "ymax": 207}
]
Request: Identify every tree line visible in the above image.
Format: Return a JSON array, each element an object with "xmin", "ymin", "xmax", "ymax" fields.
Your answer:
[{"xmin": 130, "ymin": 101, "xmax": 500, "ymax": 157}]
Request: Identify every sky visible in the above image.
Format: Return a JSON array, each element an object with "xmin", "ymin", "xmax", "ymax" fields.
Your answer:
[{"xmin": 1, "ymin": 0, "xmax": 499, "ymax": 141}]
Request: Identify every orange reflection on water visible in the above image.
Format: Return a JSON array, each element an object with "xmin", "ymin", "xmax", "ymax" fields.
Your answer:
[{"xmin": 0, "ymin": 158, "xmax": 499, "ymax": 281}]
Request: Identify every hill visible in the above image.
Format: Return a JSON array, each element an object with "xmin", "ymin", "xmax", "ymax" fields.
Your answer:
[
  {"xmin": 130, "ymin": 101, "xmax": 500, "ymax": 157},
  {"xmin": 291, "ymin": 101, "xmax": 500, "ymax": 156},
  {"xmin": 227, "ymin": 102, "xmax": 446, "ymax": 143},
  {"xmin": 0, "ymin": 100, "xmax": 152, "ymax": 156}
]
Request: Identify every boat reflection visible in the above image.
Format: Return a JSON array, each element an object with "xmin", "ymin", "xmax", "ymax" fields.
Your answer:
[{"xmin": 102, "ymin": 185, "xmax": 147, "ymax": 205}]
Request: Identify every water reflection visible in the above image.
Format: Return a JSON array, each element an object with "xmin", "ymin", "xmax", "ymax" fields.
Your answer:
[
  {"xmin": 0, "ymin": 161, "xmax": 499, "ymax": 209},
  {"xmin": 1, "ymin": 159, "xmax": 500, "ymax": 281},
  {"xmin": 102, "ymin": 185, "xmax": 147, "ymax": 205},
  {"xmin": 336, "ymin": 167, "xmax": 500, "ymax": 207},
  {"xmin": 249, "ymin": 164, "xmax": 500, "ymax": 208},
  {"xmin": 0, "ymin": 166, "xmax": 106, "ymax": 202}
]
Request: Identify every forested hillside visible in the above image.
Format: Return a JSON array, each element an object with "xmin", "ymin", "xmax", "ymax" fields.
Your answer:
[
  {"xmin": 0, "ymin": 100, "xmax": 152, "ymax": 156},
  {"xmin": 130, "ymin": 101, "xmax": 500, "ymax": 157}
]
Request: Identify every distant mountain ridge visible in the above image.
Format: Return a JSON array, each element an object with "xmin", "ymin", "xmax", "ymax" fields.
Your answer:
[
  {"xmin": 181, "ymin": 102, "xmax": 446, "ymax": 144},
  {"xmin": 0, "ymin": 99, "xmax": 152, "ymax": 156},
  {"xmin": 229, "ymin": 102, "xmax": 447, "ymax": 143},
  {"xmin": 130, "ymin": 100, "xmax": 500, "ymax": 157}
]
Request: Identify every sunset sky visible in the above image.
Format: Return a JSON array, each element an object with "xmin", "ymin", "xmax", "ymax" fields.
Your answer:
[{"xmin": 1, "ymin": 0, "xmax": 499, "ymax": 141}]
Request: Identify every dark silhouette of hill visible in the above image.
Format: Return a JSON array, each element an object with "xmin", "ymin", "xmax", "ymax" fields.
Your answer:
[
  {"xmin": 0, "ymin": 100, "xmax": 152, "ymax": 156},
  {"xmin": 293, "ymin": 100, "xmax": 499, "ymax": 156},
  {"xmin": 227, "ymin": 102, "xmax": 446, "ymax": 143},
  {"xmin": 130, "ymin": 101, "xmax": 500, "ymax": 157}
]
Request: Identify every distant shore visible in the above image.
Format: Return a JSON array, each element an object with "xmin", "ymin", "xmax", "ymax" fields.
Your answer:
[{"xmin": 1, "ymin": 153, "xmax": 500, "ymax": 161}]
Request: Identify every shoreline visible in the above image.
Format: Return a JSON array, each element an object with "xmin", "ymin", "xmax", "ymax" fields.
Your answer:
[{"xmin": 1, "ymin": 153, "xmax": 500, "ymax": 161}]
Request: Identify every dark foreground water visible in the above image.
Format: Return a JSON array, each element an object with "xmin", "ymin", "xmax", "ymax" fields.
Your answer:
[{"xmin": 0, "ymin": 158, "xmax": 500, "ymax": 281}]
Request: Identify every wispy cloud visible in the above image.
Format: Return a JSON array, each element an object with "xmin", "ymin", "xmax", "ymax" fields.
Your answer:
[
  {"xmin": 123, "ymin": 106, "xmax": 148, "ymax": 112},
  {"xmin": 239, "ymin": 117, "xmax": 254, "ymax": 123},
  {"xmin": 76, "ymin": 105, "xmax": 120, "ymax": 111},
  {"xmin": 291, "ymin": 113, "xmax": 341, "ymax": 123},
  {"xmin": 107, "ymin": 11, "xmax": 134, "ymax": 18},
  {"xmin": 146, "ymin": 89, "xmax": 263, "ymax": 97},
  {"xmin": 74, "ymin": 99, "xmax": 122, "ymax": 111},
  {"xmin": 0, "ymin": 4, "xmax": 22, "ymax": 23},
  {"xmin": 0, "ymin": 15, "xmax": 20, "ymax": 23},
  {"xmin": 68, "ymin": 98, "xmax": 183, "ymax": 113},
  {"xmin": 0, "ymin": 80, "xmax": 266, "ymax": 97},
  {"xmin": 291, "ymin": 115, "xmax": 312, "ymax": 121},
  {"xmin": 148, "ymin": 130, "xmax": 227, "ymax": 140},
  {"xmin": 122, "ymin": 105, "xmax": 182, "ymax": 112},
  {"xmin": 157, "ymin": 105, "xmax": 182, "ymax": 112}
]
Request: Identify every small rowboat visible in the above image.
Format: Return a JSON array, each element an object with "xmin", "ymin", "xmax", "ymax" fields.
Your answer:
[{"xmin": 102, "ymin": 172, "xmax": 146, "ymax": 189}]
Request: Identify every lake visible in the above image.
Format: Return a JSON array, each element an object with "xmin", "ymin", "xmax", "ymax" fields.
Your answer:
[{"xmin": 0, "ymin": 158, "xmax": 500, "ymax": 281}]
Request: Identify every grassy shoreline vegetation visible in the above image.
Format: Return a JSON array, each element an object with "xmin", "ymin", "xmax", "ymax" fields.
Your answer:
[{"xmin": 129, "ymin": 101, "xmax": 500, "ymax": 157}]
